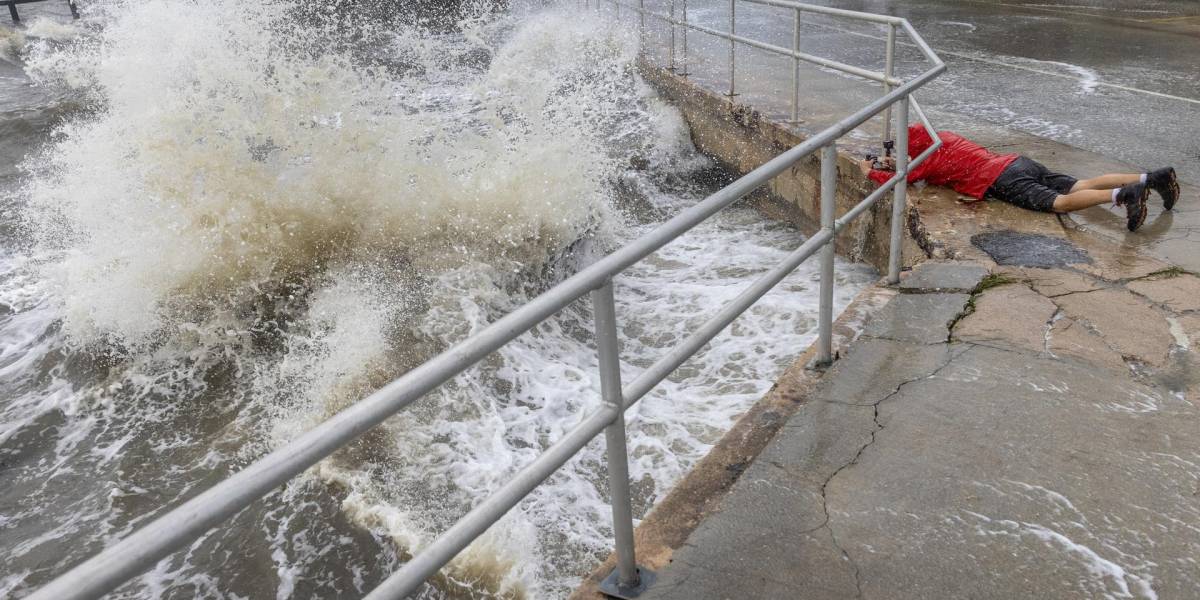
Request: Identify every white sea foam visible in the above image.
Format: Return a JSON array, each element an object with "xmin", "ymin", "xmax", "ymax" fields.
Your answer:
[
  {"xmin": 0, "ymin": 24, "xmax": 25, "ymax": 63},
  {"xmin": 0, "ymin": 1, "xmax": 874, "ymax": 597},
  {"xmin": 939, "ymin": 99, "xmax": 1083, "ymax": 140},
  {"xmin": 1002, "ymin": 479, "xmax": 1079, "ymax": 513},
  {"xmin": 23, "ymin": 16, "xmax": 81, "ymax": 41},
  {"xmin": 939, "ymin": 21, "xmax": 977, "ymax": 33},
  {"xmin": 964, "ymin": 510, "xmax": 1158, "ymax": 599}
]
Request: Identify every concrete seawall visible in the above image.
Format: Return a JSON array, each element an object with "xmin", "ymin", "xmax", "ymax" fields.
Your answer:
[
  {"xmin": 573, "ymin": 43, "xmax": 1200, "ymax": 600},
  {"xmin": 637, "ymin": 59, "xmax": 926, "ymax": 274}
]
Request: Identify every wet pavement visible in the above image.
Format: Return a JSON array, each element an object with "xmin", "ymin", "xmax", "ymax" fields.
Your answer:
[{"xmin": 633, "ymin": 258, "xmax": 1200, "ymax": 599}]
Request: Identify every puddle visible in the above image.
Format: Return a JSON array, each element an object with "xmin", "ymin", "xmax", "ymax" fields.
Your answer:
[{"xmin": 972, "ymin": 231, "xmax": 1092, "ymax": 268}]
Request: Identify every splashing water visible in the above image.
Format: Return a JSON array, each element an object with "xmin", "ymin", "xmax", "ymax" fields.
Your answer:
[{"xmin": 0, "ymin": 1, "xmax": 873, "ymax": 598}]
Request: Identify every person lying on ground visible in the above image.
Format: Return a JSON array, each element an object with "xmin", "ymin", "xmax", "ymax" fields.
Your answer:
[{"xmin": 857, "ymin": 124, "xmax": 1180, "ymax": 232}]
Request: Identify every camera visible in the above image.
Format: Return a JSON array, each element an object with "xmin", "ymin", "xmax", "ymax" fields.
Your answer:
[{"xmin": 866, "ymin": 140, "xmax": 896, "ymax": 171}]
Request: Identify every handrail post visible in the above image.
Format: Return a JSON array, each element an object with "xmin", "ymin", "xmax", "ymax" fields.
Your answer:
[
  {"xmin": 881, "ymin": 23, "xmax": 897, "ymax": 144},
  {"xmin": 727, "ymin": 0, "xmax": 737, "ymax": 97},
  {"xmin": 593, "ymin": 281, "xmax": 655, "ymax": 598},
  {"xmin": 669, "ymin": 0, "xmax": 676, "ymax": 72},
  {"xmin": 888, "ymin": 95, "xmax": 910, "ymax": 284},
  {"xmin": 680, "ymin": 0, "xmax": 689, "ymax": 76},
  {"xmin": 790, "ymin": 8, "xmax": 800, "ymax": 122},
  {"xmin": 639, "ymin": 0, "xmax": 645, "ymax": 52},
  {"xmin": 817, "ymin": 144, "xmax": 837, "ymax": 365}
]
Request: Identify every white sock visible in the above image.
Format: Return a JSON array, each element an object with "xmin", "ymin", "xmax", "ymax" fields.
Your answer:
[
  {"xmin": 1112, "ymin": 189, "xmax": 1121, "ymax": 205},
  {"xmin": 1140, "ymin": 173, "xmax": 1148, "ymax": 184}
]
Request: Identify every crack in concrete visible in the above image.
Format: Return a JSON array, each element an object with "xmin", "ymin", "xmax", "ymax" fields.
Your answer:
[
  {"xmin": 1043, "ymin": 307, "xmax": 1063, "ymax": 356},
  {"xmin": 860, "ymin": 332, "xmax": 952, "ymax": 346},
  {"xmin": 1043, "ymin": 295, "xmax": 1136, "ymax": 364},
  {"xmin": 946, "ymin": 301, "xmax": 975, "ymax": 341},
  {"xmin": 1045, "ymin": 287, "xmax": 1105, "ymax": 299},
  {"xmin": 671, "ymin": 551, "xmax": 804, "ymax": 594},
  {"xmin": 815, "ymin": 346, "xmax": 968, "ymax": 600}
]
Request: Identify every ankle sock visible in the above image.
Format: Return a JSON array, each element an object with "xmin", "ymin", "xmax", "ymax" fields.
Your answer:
[
  {"xmin": 1112, "ymin": 188, "xmax": 1121, "ymax": 205},
  {"xmin": 1140, "ymin": 173, "xmax": 1148, "ymax": 184}
]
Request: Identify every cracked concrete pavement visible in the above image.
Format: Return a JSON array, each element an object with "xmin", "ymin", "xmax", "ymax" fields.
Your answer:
[{"xmin": 638, "ymin": 260, "xmax": 1200, "ymax": 600}]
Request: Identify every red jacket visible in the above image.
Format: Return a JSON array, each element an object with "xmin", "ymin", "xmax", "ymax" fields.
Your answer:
[{"xmin": 869, "ymin": 124, "xmax": 1018, "ymax": 199}]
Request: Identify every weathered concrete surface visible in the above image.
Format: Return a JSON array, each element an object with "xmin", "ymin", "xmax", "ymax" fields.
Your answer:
[
  {"xmin": 1047, "ymin": 316, "xmax": 1129, "ymax": 371},
  {"xmin": 999, "ymin": 266, "xmax": 1106, "ymax": 297},
  {"xmin": 1054, "ymin": 287, "xmax": 1174, "ymax": 368},
  {"xmin": 899, "ymin": 261, "xmax": 988, "ymax": 294},
  {"xmin": 953, "ymin": 282, "xmax": 1056, "ymax": 353},
  {"xmin": 1128, "ymin": 273, "xmax": 1200, "ymax": 313},
  {"xmin": 861, "ymin": 292, "xmax": 969, "ymax": 345},
  {"xmin": 629, "ymin": 263, "xmax": 1200, "ymax": 600}
]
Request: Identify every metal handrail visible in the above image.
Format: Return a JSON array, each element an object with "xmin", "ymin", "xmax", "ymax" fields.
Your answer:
[
  {"xmin": 28, "ymin": 3, "xmax": 945, "ymax": 599},
  {"xmin": 618, "ymin": 0, "xmax": 944, "ymax": 135},
  {"xmin": 3, "ymin": 0, "xmax": 79, "ymax": 22}
]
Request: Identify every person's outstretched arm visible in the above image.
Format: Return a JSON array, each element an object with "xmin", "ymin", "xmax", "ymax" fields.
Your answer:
[{"xmin": 858, "ymin": 156, "xmax": 933, "ymax": 186}]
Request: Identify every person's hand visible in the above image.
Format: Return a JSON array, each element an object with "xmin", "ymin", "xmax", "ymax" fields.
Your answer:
[
  {"xmin": 882, "ymin": 156, "xmax": 896, "ymax": 170},
  {"xmin": 858, "ymin": 159, "xmax": 874, "ymax": 176}
]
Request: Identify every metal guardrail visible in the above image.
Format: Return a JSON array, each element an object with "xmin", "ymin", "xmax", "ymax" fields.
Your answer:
[
  {"xmin": 3, "ymin": 0, "xmax": 79, "ymax": 22},
  {"xmin": 28, "ymin": 2, "xmax": 945, "ymax": 599}
]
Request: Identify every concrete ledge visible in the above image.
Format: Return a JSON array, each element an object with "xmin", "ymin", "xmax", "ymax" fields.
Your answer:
[{"xmin": 637, "ymin": 60, "xmax": 925, "ymax": 274}]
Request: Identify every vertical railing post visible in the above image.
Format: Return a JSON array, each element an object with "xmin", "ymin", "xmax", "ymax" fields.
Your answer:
[
  {"xmin": 680, "ymin": 0, "xmax": 689, "ymax": 76},
  {"xmin": 669, "ymin": 0, "xmax": 676, "ymax": 72},
  {"xmin": 881, "ymin": 23, "xmax": 897, "ymax": 144},
  {"xmin": 8, "ymin": 2, "xmax": 19, "ymax": 22},
  {"xmin": 592, "ymin": 281, "xmax": 655, "ymax": 598},
  {"xmin": 888, "ymin": 96, "xmax": 910, "ymax": 284},
  {"xmin": 790, "ymin": 8, "xmax": 800, "ymax": 122},
  {"xmin": 817, "ymin": 145, "xmax": 837, "ymax": 366},
  {"xmin": 727, "ymin": 0, "xmax": 737, "ymax": 97},
  {"xmin": 639, "ymin": 0, "xmax": 645, "ymax": 52}
]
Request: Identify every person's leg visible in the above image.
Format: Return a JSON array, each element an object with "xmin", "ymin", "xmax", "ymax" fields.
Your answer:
[
  {"xmin": 1053, "ymin": 184, "xmax": 1149, "ymax": 231},
  {"xmin": 1051, "ymin": 190, "xmax": 1116, "ymax": 212},
  {"xmin": 1065, "ymin": 168, "xmax": 1179, "ymax": 210},
  {"xmin": 993, "ymin": 157, "xmax": 1152, "ymax": 231},
  {"xmin": 1069, "ymin": 173, "xmax": 1142, "ymax": 192},
  {"xmin": 1015, "ymin": 179, "xmax": 1148, "ymax": 231}
]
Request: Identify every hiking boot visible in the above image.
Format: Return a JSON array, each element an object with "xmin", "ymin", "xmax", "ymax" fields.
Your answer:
[
  {"xmin": 1146, "ymin": 167, "xmax": 1179, "ymax": 210},
  {"xmin": 1114, "ymin": 182, "xmax": 1149, "ymax": 232}
]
